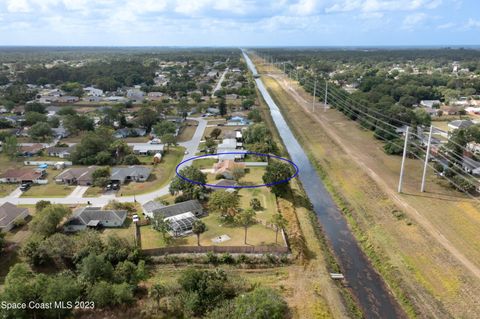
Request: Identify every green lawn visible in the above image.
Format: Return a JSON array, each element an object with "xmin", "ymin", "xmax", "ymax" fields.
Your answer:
[
  {"xmin": 191, "ymin": 158, "xmax": 217, "ymax": 169},
  {"xmin": 100, "ymin": 218, "xmax": 136, "ymax": 243},
  {"xmin": 117, "ymin": 146, "xmax": 185, "ymax": 197},
  {"xmin": 21, "ymin": 168, "xmax": 75, "ymax": 198},
  {"xmin": 141, "ymin": 213, "xmax": 279, "ymax": 248},
  {"xmin": 177, "ymin": 120, "xmax": 198, "ymax": 142},
  {"xmin": 238, "ymin": 187, "xmax": 277, "ymax": 224},
  {"xmin": 142, "ymin": 167, "xmax": 281, "ymax": 249},
  {"xmin": 239, "ymin": 167, "xmax": 266, "ymax": 185},
  {"xmin": 83, "ymin": 186, "xmax": 103, "ymax": 198},
  {"xmin": 0, "ymin": 184, "xmax": 18, "ymax": 197}
]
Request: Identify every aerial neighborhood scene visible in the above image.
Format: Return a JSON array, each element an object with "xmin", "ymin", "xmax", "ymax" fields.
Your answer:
[{"xmin": 0, "ymin": 1, "xmax": 480, "ymax": 319}]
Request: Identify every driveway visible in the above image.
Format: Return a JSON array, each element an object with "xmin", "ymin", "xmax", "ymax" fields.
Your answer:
[
  {"xmin": 0, "ymin": 117, "xmax": 208, "ymax": 207},
  {"xmin": 8, "ymin": 187, "xmax": 23, "ymax": 198},
  {"xmin": 67, "ymin": 186, "xmax": 89, "ymax": 198}
]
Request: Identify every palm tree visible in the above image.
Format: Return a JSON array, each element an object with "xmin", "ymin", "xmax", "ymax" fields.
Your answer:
[
  {"xmin": 153, "ymin": 214, "xmax": 170, "ymax": 243},
  {"xmin": 271, "ymin": 213, "xmax": 288, "ymax": 244},
  {"xmin": 149, "ymin": 283, "xmax": 165, "ymax": 308},
  {"xmin": 192, "ymin": 220, "xmax": 206, "ymax": 246},
  {"xmin": 235, "ymin": 208, "xmax": 256, "ymax": 245}
]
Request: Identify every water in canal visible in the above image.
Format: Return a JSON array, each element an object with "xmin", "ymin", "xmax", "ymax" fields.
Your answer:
[{"xmin": 243, "ymin": 50, "xmax": 405, "ymax": 319}]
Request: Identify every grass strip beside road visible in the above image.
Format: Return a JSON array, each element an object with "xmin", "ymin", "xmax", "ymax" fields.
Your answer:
[{"xmin": 259, "ymin": 72, "xmax": 480, "ymax": 318}]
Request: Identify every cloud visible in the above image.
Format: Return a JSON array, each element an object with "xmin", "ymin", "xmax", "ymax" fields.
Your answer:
[
  {"xmin": 6, "ymin": 0, "xmax": 31, "ymax": 12},
  {"xmin": 402, "ymin": 12, "xmax": 427, "ymax": 30},
  {"xmin": 465, "ymin": 18, "xmax": 480, "ymax": 29},
  {"xmin": 0, "ymin": 0, "xmax": 472, "ymax": 46},
  {"xmin": 325, "ymin": 0, "xmax": 442, "ymax": 13},
  {"xmin": 437, "ymin": 22, "xmax": 455, "ymax": 29},
  {"xmin": 289, "ymin": 0, "xmax": 322, "ymax": 15}
]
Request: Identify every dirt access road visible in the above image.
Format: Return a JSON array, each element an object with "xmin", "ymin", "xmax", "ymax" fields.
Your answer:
[
  {"xmin": 253, "ymin": 59, "xmax": 480, "ymax": 317},
  {"xmin": 271, "ymin": 70, "xmax": 480, "ymax": 281}
]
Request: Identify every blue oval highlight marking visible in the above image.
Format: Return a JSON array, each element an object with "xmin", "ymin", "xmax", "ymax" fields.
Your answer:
[{"xmin": 175, "ymin": 151, "xmax": 299, "ymax": 189}]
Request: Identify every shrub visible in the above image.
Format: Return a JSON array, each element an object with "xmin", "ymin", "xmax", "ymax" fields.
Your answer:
[{"xmin": 220, "ymin": 253, "xmax": 235, "ymax": 264}]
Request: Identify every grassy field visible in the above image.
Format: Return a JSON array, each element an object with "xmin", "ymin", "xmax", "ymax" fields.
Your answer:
[
  {"xmin": 83, "ymin": 186, "xmax": 103, "ymax": 197},
  {"xmin": 21, "ymin": 168, "xmax": 75, "ymax": 198},
  {"xmin": 100, "ymin": 218, "xmax": 137, "ymax": 244},
  {"xmin": 235, "ymin": 80, "xmax": 349, "ymax": 318},
  {"xmin": 203, "ymin": 125, "xmax": 243, "ymax": 140},
  {"xmin": 117, "ymin": 146, "xmax": 185, "ymax": 196},
  {"xmin": 140, "ymin": 212, "xmax": 280, "ymax": 248},
  {"xmin": 0, "ymin": 184, "xmax": 18, "ymax": 197},
  {"xmin": 176, "ymin": 119, "xmax": 198, "ymax": 142},
  {"xmin": 191, "ymin": 158, "xmax": 216, "ymax": 169},
  {"xmin": 257, "ymin": 62, "xmax": 480, "ymax": 318}
]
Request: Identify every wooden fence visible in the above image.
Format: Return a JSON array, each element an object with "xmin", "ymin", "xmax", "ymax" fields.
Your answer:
[{"xmin": 142, "ymin": 245, "xmax": 289, "ymax": 256}]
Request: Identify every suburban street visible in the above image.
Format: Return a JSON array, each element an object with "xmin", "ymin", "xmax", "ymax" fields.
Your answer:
[
  {"xmin": 0, "ymin": 117, "xmax": 208, "ymax": 206},
  {"xmin": 211, "ymin": 68, "xmax": 228, "ymax": 98}
]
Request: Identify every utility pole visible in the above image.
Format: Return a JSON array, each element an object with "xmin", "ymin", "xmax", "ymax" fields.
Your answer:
[
  {"xmin": 398, "ymin": 126, "xmax": 410, "ymax": 193},
  {"xmin": 421, "ymin": 126, "xmax": 433, "ymax": 192},
  {"xmin": 324, "ymin": 81, "xmax": 328, "ymax": 112},
  {"xmin": 283, "ymin": 62, "xmax": 286, "ymax": 73},
  {"xmin": 312, "ymin": 79, "xmax": 317, "ymax": 112}
]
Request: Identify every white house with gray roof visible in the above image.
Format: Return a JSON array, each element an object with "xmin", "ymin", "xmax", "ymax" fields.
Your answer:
[
  {"xmin": 110, "ymin": 166, "xmax": 152, "ymax": 184},
  {"xmin": 63, "ymin": 207, "xmax": 127, "ymax": 232},
  {"xmin": 150, "ymin": 200, "xmax": 204, "ymax": 219},
  {"xmin": 142, "ymin": 200, "xmax": 165, "ymax": 218},
  {"xmin": 133, "ymin": 144, "xmax": 164, "ymax": 155}
]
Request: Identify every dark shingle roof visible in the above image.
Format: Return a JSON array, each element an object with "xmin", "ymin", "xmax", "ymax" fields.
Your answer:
[
  {"xmin": 143, "ymin": 200, "xmax": 165, "ymax": 214},
  {"xmin": 111, "ymin": 166, "xmax": 152, "ymax": 183},
  {"xmin": 65, "ymin": 206, "xmax": 127, "ymax": 227},
  {"xmin": 0, "ymin": 202, "xmax": 28, "ymax": 228},
  {"xmin": 152, "ymin": 200, "xmax": 203, "ymax": 218}
]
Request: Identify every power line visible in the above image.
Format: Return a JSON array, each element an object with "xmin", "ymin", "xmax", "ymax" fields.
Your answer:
[{"xmin": 256, "ymin": 52, "xmax": 480, "ymax": 201}]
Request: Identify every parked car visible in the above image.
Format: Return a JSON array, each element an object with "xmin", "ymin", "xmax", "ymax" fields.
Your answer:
[
  {"xmin": 149, "ymin": 138, "xmax": 161, "ymax": 144},
  {"xmin": 20, "ymin": 183, "xmax": 31, "ymax": 191},
  {"xmin": 106, "ymin": 182, "xmax": 120, "ymax": 191}
]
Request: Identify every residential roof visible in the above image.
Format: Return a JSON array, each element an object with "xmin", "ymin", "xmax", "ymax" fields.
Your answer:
[
  {"xmin": 133, "ymin": 144, "xmax": 164, "ymax": 153},
  {"xmin": 46, "ymin": 145, "xmax": 75, "ymax": 154},
  {"xmin": 213, "ymin": 160, "xmax": 245, "ymax": 175},
  {"xmin": 111, "ymin": 166, "xmax": 152, "ymax": 183},
  {"xmin": 115, "ymin": 128, "xmax": 147, "ymax": 137},
  {"xmin": 448, "ymin": 120, "xmax": 475, "ymax": 129},
  {"xmin": 0, "ymin": 202, "xmax": 28, "ymax": 228},
  {"xmin": 217, "ymin": 138, "xmax": 237, "ymax": 149},
  {"xmin": 56, "ymin": 166, "xmax": 98, "ymax": 182},
  {"xmin": 65, "ymin": 206, "xmax": 127, "ymax": 227},
  {"xmin": 206, "ymin": 179, "xmax": 238, "ymax": 189},
  {"xmin": 166, "ymin": 212, "xmax": 198, "ymax": 234},
  {"xmin": 143, "ymin": 200, "xmax": 165, "ymax": 214},
  {"xmin": 20, "ymin": 144, "xmax": 45, "ymax": 154},
  {"xmin": 0, "ymin": 168, "xmax": 43, "ymax": 181},
  {"xmin": 152, "ymin": 200, "xmax": 203, "ymax": 218},
  {"xmin": 420, "ymin": 100, "xmax": 441, "ymax": 108}
]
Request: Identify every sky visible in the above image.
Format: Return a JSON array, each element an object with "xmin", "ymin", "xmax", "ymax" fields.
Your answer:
[{"xmin": 0, "ymin": 0, "xmax": 479, "ymax": 46}]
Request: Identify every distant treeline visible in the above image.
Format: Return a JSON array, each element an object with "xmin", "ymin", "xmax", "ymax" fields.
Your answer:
[
  {"xmin": 21, "ymin": 60, "xmax": 156, "ymax": 90},
  {"xmin": 256, "ymin": 48, "xmax": 480, "ymax": 67},
  {"xmin": 0, "ymin": 47, "xmax": 241, "ymax": 63}
]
